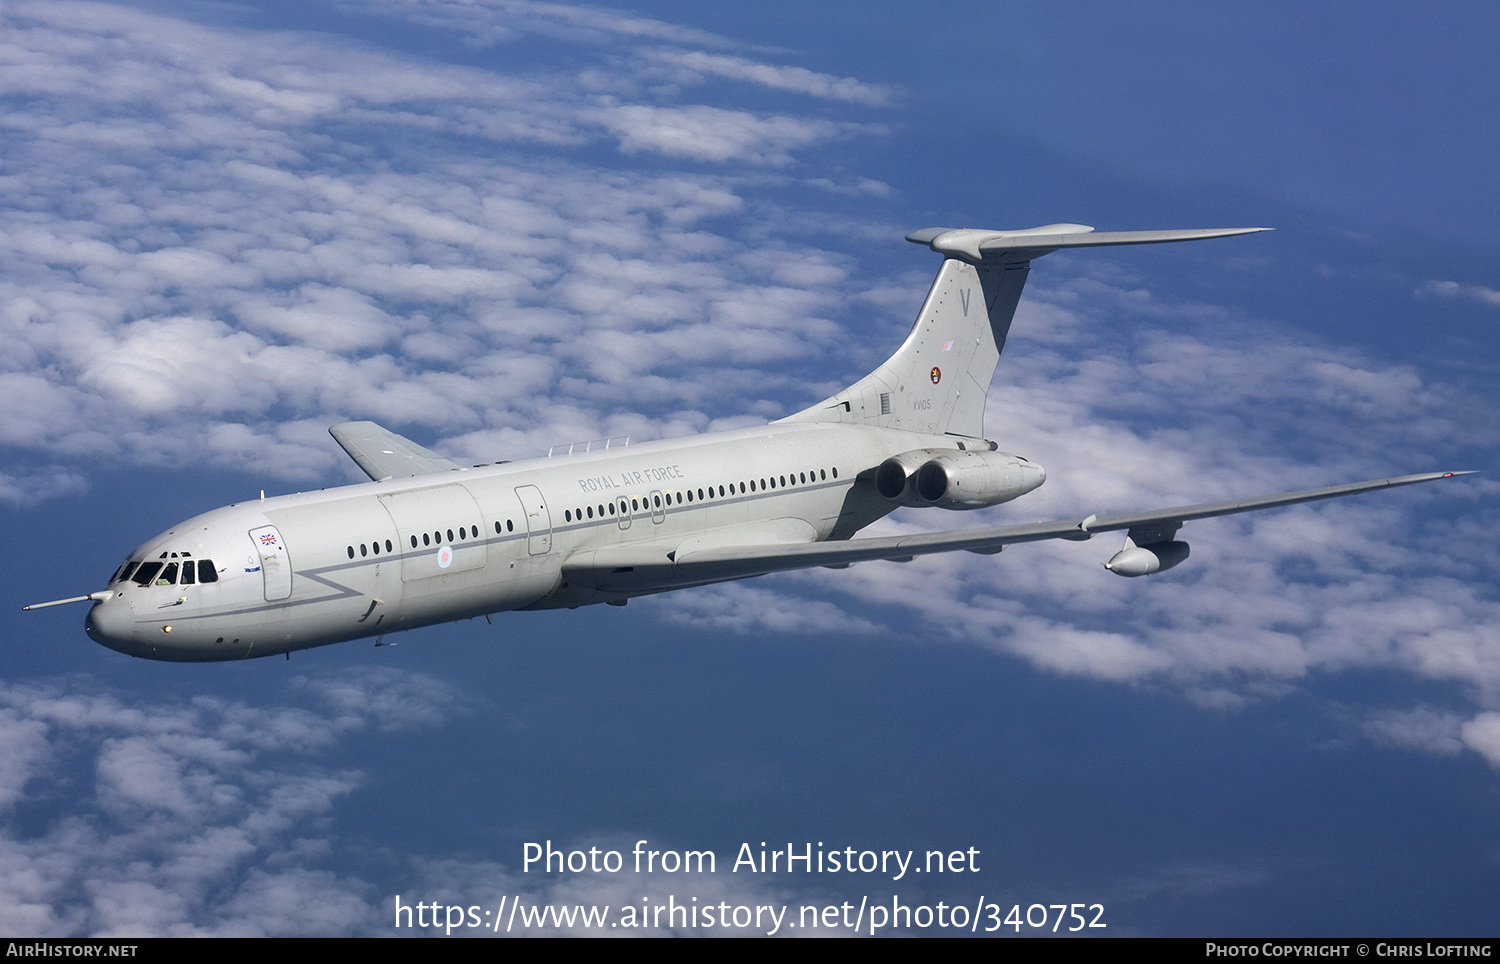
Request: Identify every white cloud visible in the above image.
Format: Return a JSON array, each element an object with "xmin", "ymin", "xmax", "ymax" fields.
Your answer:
[
  {"xmin": 0, "ymin": 465, "xmax": 88, "ymax": 506},
  {"xmin": 648, "ymin": 583, "xmax": 881, "ymax": 636},
  {"xmin": 0, "ymin": 670, "xmax": 895, "ymax": 936},
  {"xmin": 1, "ymin": 0, "xmax": 894, "ymax": 484},
  {"xmin": 592, "ymin": 104, "xmax": 873, "ymax": 165},
  {"xmin": 1364, "ymin": 706, "xmax": 1466, "ymax": 756},
  {"xmin": 358, "ymin": 0, "xmax": 741, "ymax": 50},
  {"xmin": 645, "ymin": 50, "xmax": 894, "ymax": 106},
  {"xmin": 1417, "ymin": 279, "xmax": 1500, "ymax": 308},
  {"xmin": 0, "ymin": 668, "xmax": 459, "ymax": 936},
  {"xmin": 1460, "ymin": 712, "xmax": 1500, "ymax": 769}
]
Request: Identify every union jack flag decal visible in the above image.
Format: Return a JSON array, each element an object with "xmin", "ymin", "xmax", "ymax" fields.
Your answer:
[{"xmin": 260, "ymin": 533, "xmax": 278, "ymax": 547}]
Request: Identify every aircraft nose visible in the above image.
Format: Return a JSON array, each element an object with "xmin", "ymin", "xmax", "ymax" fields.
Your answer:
[{"xmin": 85, "ymin": 593, "xmax": 137, "ymax": 654}]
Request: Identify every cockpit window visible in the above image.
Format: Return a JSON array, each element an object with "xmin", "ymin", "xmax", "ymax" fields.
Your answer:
[
  {"xmin": 121, "ymin": 557, "xmax": 218, "ymax": 587},
  {"xmin": 132, "ymin": 562, "xmax": 162, "ymax": 586}
]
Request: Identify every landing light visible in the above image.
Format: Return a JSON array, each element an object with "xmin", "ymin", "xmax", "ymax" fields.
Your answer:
[{"xmin": 162, "ymin": 625, "xmax": 173, "ymax": 634}]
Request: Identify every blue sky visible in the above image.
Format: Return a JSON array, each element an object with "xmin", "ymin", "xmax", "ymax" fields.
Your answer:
[{"xmin": 2, "ymin": 0, "xmax": 1497, "ymax": 936}]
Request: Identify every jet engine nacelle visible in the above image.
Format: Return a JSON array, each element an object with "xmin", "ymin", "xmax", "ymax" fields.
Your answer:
[
  {"xmin": 875, "ymin": 448, "xmax": 958, "ymax": 505},
  {"xmin": 883, "ymin": 450, "xmax": 1046, "ymax": 510},
  {"xmin": 1104, "ymin": 540, "xmax": 1190, "ymax": 577}
]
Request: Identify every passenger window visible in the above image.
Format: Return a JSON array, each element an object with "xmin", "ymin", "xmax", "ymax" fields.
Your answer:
[
  {"xmin": 386, "ymin": 540, "xmax": 393, "ymax": 552},
  {"xmin": 198, "ymin": 560, "xmax": 218, "ymax": 583}
]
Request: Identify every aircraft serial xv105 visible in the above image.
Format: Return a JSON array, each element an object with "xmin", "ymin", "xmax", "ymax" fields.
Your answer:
[{"xmin": 26, "ymin": 224, "xmax": 1468, "ymax": 660}]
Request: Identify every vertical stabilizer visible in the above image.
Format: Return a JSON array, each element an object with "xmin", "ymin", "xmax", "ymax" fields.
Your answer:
[
  {"xmin": 780, "ymin": 257, "xmax": 1029, "ymax": 438},
  {"xmin": 779, "ymin": 224, "xmax": 1268, "ymax": 438}
]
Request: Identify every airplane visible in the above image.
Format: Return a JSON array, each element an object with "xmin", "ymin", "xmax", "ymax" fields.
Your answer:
[{"xmin": 24, "ymin": 222, "xmax": 1470, "ymax": 661}]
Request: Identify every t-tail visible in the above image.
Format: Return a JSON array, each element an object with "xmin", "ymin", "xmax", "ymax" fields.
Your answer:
[{"xmin": 778, "ymin": 224, "xmax": 1269, "ymax": 439}]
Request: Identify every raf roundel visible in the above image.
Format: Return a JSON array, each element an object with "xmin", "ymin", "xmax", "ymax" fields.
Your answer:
[
  {"xmin": 437, "ymin": 545, "xmax": 453, "ymax": 569},
  {"xmin": 930, "ymin": 366, "xmax": 942, "ymax": 385}
]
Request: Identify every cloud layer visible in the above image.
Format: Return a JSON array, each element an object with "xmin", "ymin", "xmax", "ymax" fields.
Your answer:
[
  {"xmin": 0, "ymin": 668, "xmax": 854, "ymax": 936},
  {"xmin": 0, "ymin": 0, "xmax": 887, "ymax": 486},
  {"xmin": 4, "ymin": 0, "xmax": 1496, "ymax": 772},
  {"xmin": 0, "ymin": 669, "xmax": 453, "ymax": 935}
]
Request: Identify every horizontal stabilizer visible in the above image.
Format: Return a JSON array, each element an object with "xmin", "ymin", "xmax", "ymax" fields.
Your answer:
[
  {"xmin": 329, "ymin": 421, "xmax": 460, "ymax": 481},
  {"xmin": 906, "ymin": 225, "xmax": 1270, "ymax": 264}
]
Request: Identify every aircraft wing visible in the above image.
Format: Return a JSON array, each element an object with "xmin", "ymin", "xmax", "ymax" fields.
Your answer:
[
  {"xmin": 329, "ymin": 421, "xmax": 461, "ymax": 481},
  {"xmin": 568, "ymin": 471, "xmax": 1468, "ymax": 593}
]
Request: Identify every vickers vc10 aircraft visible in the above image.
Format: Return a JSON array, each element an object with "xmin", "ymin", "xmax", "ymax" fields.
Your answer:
[{"xmin": 26, "ymin": 223, "xmax": 1469, "ymax": 660}]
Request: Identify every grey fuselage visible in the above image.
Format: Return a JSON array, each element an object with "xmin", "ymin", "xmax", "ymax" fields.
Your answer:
[{"xmin": 86, "ymin": 422, "xmax": 956, "ymax": 661}]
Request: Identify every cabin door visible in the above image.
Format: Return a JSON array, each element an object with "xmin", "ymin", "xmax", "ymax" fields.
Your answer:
[
  {"xmin": 515, "ymin": 485, "xmax": 552, "ymax": 555},
  {"xmin": 248, "ymin": 525, "xmax": 292, "ymax": 601}
]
